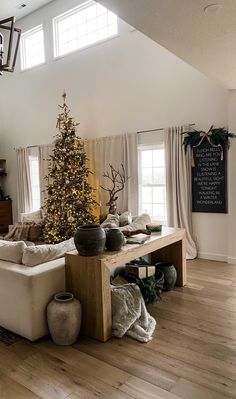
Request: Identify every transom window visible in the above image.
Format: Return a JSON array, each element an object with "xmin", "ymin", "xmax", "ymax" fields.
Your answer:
[
  {"xmin": 139, "ymin": 145, "xmax": 167, "ymax": 224},
  {"xmin": 53, "ymin": 0, "xmax": 118, "ymax": 58},
  {"xmin": 20, "ymin": 25, "xmax": 45, "ymax": 70}
]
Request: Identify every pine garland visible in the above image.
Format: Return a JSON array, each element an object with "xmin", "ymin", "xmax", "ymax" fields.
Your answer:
[
  {"xmin": 183, "ymin": 125, "xmax": 236, "ymax": 152},
  {"xmin": 43, "ymin": 93, "xmax": 97, "ymax": 243}
]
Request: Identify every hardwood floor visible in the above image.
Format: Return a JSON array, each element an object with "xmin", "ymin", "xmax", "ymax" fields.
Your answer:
[{"xmin": 0, "ymin": 258, "xmax": 236, "ymax": 399}]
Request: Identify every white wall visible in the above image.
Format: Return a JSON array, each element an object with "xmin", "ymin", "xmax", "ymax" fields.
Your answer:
[
  {"xmin": 0, "ymin": 0, "xmax": 231, "ymax": 260},
  {"xmin": 227, "ymin": 90, "xmax": 236, "ymax": 263}
]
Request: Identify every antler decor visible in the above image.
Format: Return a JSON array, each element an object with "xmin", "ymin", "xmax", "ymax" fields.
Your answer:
[{"xmin": 100, "ymin": 164, "xmax": 129, "ymax": 214}]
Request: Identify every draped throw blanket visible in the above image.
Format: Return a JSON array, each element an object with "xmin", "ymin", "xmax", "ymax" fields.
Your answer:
[
  {"xmin": 164, "ymin": 126, "xmax": 197, "ymax": 259},
  {"xmin": 111, "ymin": 284, "xmax": 156, "ymax": 342}
]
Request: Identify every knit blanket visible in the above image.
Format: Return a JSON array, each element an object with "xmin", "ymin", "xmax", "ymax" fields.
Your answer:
[
  {"xmin": 111, "ymin": 284, "xmax": 156, "ymax": 342},
  {"xmin": 4, "ymin": 223, "xmax": 31, "ymax": 241}
]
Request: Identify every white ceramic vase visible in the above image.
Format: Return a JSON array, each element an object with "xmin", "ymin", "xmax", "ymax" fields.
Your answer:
[{"xmin": 47, "ymin": 292, "xmax": 82, "ymax": 345}]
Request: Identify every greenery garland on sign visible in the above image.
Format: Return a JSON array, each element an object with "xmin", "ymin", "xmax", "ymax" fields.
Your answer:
[{"xmin": 183, "ymin": 125, "xmax": 236, "ymax": 152}]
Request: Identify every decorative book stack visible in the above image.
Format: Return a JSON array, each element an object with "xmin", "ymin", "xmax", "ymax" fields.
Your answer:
[{"xmin": 125, "ymin": 264, "xmax": 156, "ymax": 279}]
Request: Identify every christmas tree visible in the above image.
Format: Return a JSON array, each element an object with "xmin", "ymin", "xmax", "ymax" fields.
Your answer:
[{"xmin": 43, "ymin": 93, "xmax": 97, "ymax": 243}]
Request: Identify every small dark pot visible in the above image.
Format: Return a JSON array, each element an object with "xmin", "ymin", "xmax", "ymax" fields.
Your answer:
[
  {"xmin": 74, "ymin": 224, "xmax": 106, "ymax": 256},
  {"xmin": 106, "ymin": 228, "xmax": 124, "ymax": 251},
  {"xmin": 155, "ymin": 262, "xmax": 177, "ymax": 291}
]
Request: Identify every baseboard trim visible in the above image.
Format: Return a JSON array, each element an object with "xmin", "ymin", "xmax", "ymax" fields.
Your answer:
[{"xmin": 197, "ymin": 252, "xmax": 227, "ymax": 262}]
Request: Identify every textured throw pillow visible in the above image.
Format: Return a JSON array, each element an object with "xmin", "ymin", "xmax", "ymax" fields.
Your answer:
[
  {"xmin": 119, "ymin": 214, "xmax": 151, "ymax": 232},
  {"xmin": 101, "ymin": 214, "xmax": 120, "ymax": 229},
  {"xmin": 119, "ymin": 211, "xmax": 132, "ymax": 227},
  {"xmin": 28, "ymin": 224, "xmax": 43, "ymax": 242},
  {"xmin": 0, "ymin": 240, "xmax": 27, "ymax": 264},
  {"xmin": 21, "ymin": 209, "xmax": 43, "ymax": 223},
  {"xmin": 22, "ymin": 238, "xmax": 76, "ymax": 267}
]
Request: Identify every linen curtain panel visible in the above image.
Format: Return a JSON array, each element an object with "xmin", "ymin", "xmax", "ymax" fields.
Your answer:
[
  {"xmin": 84, "ymin": 133, "xmax": 138, "ymax": 218},
  {"xmin": 16, "ymin": 147, "xmax": 33, "ymax": 217},
  {"xmin": 164, "ymin": 126, "xmax": 197, "ymax": 259},
  {"xmin": 38, "ymin": 144, "xmax": 54, "ymax": 209}
]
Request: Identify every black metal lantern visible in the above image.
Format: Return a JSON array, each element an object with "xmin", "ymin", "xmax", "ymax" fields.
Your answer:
[{"xmin": 0, "ymin": 17, "xmax": 21, "ymax": 75}]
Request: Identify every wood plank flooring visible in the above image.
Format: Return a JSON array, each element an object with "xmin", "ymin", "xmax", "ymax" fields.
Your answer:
[{"xmin": 0, "ymin": 258, "xmax": 236, "ymax": 398}]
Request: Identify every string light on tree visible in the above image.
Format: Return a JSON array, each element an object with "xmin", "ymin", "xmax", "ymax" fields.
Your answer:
[{"xmin": 43, "ymin": 92, "xmax": 97, "ymax": 243}]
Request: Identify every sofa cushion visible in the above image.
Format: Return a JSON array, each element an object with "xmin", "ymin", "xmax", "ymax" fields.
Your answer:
[
  {"xmin": 119, "ymin": 214, "xmax": 151, "ymax": 232},
  {"xmin": 101, "ymin": 214, "xmax": 120, "ymax": 229},
  {"xmin": 22, "ymin": 238, "xmax": 75, "ymax": 267},
  {"xmin": 0, "ymin": 240, "xmax": 27, "ymax": 263},
  {"xmin": 20, "ymin": 209, "xmax": 43, "ymax": 223},
  {"xmin": 119, "ymin": 211, "xmax": 132, "ymax": 227}
]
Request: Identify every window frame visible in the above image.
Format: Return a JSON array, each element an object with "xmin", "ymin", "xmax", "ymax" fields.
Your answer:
[
  {"xmin": 28, "ymin": 150, "xmax": 41, "ymax": 212},
  {"xmin": 52, "ymin": 0, "xmax": 119, "ymax": 59},
  {"xmin": 138, "ymin": 143, "xmax": 167, "ymax": 225},
  {"xmin": 20, "ymin": 24, "xmax": 45, "ymax": 71}
]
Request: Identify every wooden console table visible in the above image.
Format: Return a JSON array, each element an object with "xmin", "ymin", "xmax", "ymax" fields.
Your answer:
[{"xmin": 65, "ymin": 227, "xmax": 186, "ymax": 342}]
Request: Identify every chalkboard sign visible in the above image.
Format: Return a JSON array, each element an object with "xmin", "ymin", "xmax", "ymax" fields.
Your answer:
[{"xmin": 192, "ymin": 139, "xmax": 227, "ymax": 213}]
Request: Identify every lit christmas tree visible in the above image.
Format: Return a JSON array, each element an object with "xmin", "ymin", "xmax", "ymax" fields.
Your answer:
[{"xmin": 43, "ymin": 93, "xmax": 97, "ymax": 243}]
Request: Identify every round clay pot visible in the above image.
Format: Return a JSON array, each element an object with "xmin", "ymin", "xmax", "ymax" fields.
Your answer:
[
  {"xmin": 47, "ymin": 292, "xmax": 82, "ymax": 345},
  {"xmin": 74, "ymin": 224, "xmax": 106, "ymax": 256},
  {"xmin": 106, "ymin": 228, "xmax": 124, "ymax": 251},
  {"xmin": 155, "ymin": 262, "xmax": 177, "ymax": 291}
]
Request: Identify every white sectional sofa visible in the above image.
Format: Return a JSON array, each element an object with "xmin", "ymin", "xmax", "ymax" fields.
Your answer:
[
  {"xmin": 0, "ymin": 236, "xmax": 77, "ymax": 341},
  {"xmin": 0, "ymin": 257, "xmax": 65, "ymax": 341}
]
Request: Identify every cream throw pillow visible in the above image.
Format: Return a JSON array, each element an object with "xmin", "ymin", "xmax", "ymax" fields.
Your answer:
[
  {"xmin": 0, "ymin": 240, "xmax": 27, "ymax": 264},
  {"xmin": 22, "ymin": 238, "xmax": 75, "ymax": 267},
  {"xmin": 21, "ymin": 209, "xmax": 43, "ymax": 223},
  {"xmin": 101, "ymin": 214, "xmax": 120, "ymax": 229}
]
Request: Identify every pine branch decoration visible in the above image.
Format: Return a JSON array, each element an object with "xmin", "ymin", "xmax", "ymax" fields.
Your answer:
[{"xmin": 183, "ymin": 125, "xmax": 236, "ymax": 152}]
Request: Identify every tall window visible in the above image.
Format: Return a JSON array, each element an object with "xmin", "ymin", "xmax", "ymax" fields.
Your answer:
[
  {"xmin": 29, "ymin": 153, "xmax": 40, "ymax": 211},
  {"xmin": 139, "ymin": 145, "xmax": 167, "ymax": 224},
  {"xmin": 20, "ymin": 25, "xmax": 45, "ymax": 70},
  {"xmin": 53, "ymin": 0, "xmax": 118, "ymax": 58}
]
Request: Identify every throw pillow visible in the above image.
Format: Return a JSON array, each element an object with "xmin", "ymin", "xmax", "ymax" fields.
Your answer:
[
  {"xmin": 101, "ymin": 214, "xmax": 120, "ymax": 229},
  {"xmin": 22, "ymin": 237, "xmax": 76, "ymax": 267},
  {"xmin": 119, "ymin": 211, "xmax": 132, "ymax": 227},
  {"xmin": 119, "ymin": 214, "xmax": 151, "ymax": 232},
  {"xmin": 0, "ymin": 240, "xmax": 27, "ymax": 264},
  {"xmin": 28, "ymin": 224, "xmax": 43, "ymax": 242},
  {"xmin": 20, "ymin": 209, "xmax": 43, "ymax": 223}
]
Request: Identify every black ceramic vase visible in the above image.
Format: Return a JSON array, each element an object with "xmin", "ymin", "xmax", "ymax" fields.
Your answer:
[
  {"xmin": 155, "ymin": 261, "xmax": 177, "ymax": 291},
  {"xmin": 106, "ymin": 228, "xmax": 124, "ymax": 251},
  {"xmin": 74, "ymin": 224, "xmax": 106, "ymax": 256}
]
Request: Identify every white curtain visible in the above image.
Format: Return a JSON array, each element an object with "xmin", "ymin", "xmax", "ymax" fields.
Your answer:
[
  {"xmin": 16, "ymin": 147, "xmax": 33, "ymax": 217},
  {"xmin": 85, "ymin": 133, "xmax": 138, "ymax": 217},
  {"xmin": 164, "ymin": 126, "xmax": 197, "ymax": 259},
  {"xmin": 38, "ymin": 144, "xmax": 54, "ymax": 209}
]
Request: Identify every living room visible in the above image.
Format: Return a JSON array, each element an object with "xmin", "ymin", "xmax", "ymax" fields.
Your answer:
[{"xmin": 0, "ymin": 0, "xmax": 236, "ymax": 398}]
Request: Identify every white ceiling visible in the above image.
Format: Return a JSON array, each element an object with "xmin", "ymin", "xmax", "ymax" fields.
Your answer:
[
  {"xmin": 0, "ymin": 0, "xmax": 53, "ymax": 21},
  {"xmin": 1, "ymin": 0, "xmax": 236, "ymax": 89},
  {"xmin": 98, "ymin": 0, "xmax": 236, "ymax": 90}
]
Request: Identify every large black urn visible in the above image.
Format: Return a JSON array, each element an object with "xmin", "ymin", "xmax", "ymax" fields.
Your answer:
[
  {"xmin": 74, "ymin": 224, "xmax": 106, "ymax": 256},
  {"xmin": 155, "ymin": 261, "xmax": 177, "ymax": 291}
]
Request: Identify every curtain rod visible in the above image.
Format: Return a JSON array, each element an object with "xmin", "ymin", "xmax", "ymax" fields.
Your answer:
[{"xmin": 137, "ymin": 123, "xmax": 195, "ymax": 134}]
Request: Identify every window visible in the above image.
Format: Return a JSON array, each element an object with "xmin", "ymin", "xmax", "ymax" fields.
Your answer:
[
  {"xmin": 29, "ymin": 153, "xmax": 40, "ymax": 212},
  {"xmin": 20, "ymin": 25, "xmax": 45, "ymax": 70},
  {"xmin": 139, "ymin": 145, "xmax": 167, "ymax": 224},
  {"xmin": 53, "ymin": 0, "xmax": 118, "ymax": 58}
]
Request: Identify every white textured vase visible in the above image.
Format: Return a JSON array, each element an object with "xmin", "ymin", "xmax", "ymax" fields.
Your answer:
[{"xmin": 47, "ymin": 292, "xmax": 82, "ymax": 345}]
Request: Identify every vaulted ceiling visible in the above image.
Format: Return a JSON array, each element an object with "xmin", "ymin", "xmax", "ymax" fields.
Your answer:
[
  {"xmin": 1, "ymin": 0, "xmax": 236, "ymax": 89},
  {"xmin": 98, "ymin": 0, "xmax": 236, "ymax": 89}
]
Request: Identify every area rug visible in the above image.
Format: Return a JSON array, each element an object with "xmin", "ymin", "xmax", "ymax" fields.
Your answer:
[{"xmin": 0, "ymin": 326, "xmax": 22, "ymax": 345}]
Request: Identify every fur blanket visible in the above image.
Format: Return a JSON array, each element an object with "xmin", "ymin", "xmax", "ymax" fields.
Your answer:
[{"xmin": 111, "ymin": 284, "xmax": 156, "ymax": 342}]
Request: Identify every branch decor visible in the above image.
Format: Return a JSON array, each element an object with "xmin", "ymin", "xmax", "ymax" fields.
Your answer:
[
  {"xmin": 183, "ymin": 126, "xmax": 236, "ymax": 166},
  {"xmin": 100, "ymin": 164, "xmax": 129, "ymax": 214}
]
